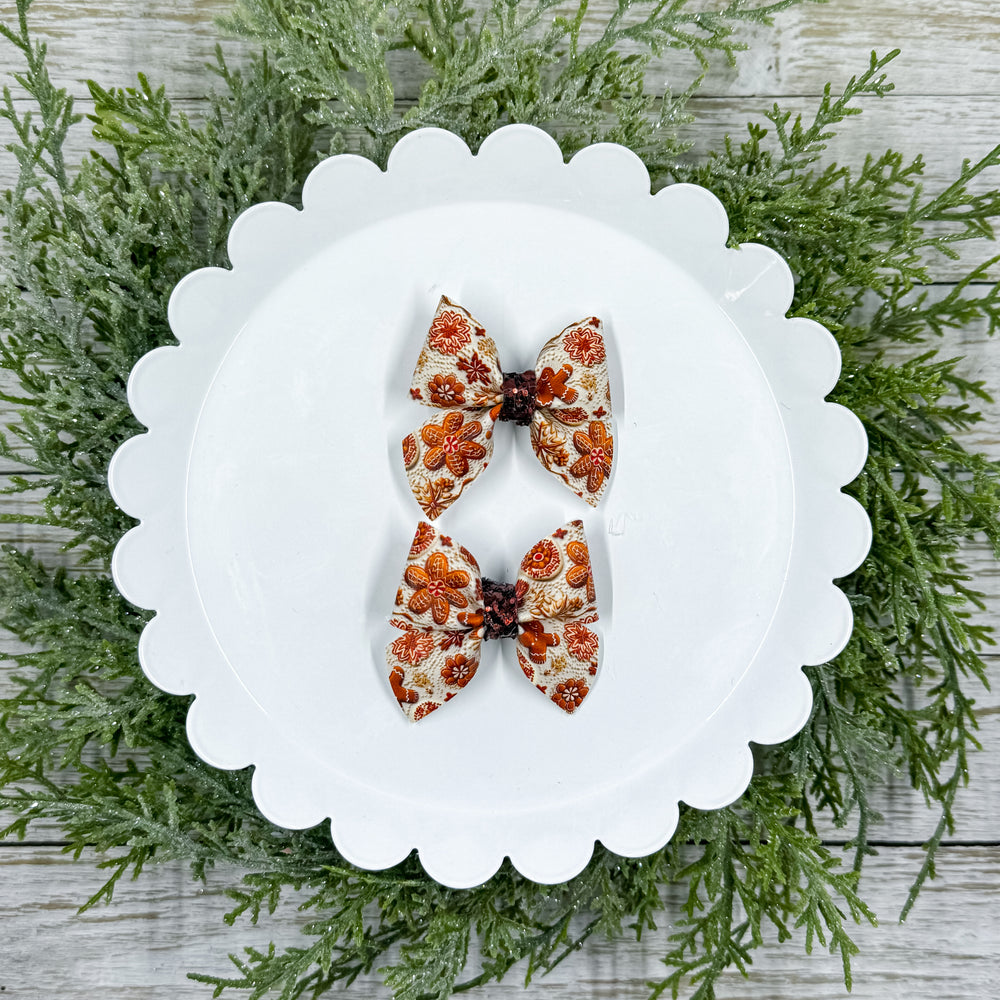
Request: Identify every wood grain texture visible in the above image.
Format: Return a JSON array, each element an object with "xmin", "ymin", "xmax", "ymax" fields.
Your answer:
[
  {"xmin": 2, "ymin": 0, "xmax": 999, "ymax": 996},
  {"xmin": 8, "ymin": 0, "xmax": 1000, "ymax": 101},
  {"xmin": 2, "ymin": 844, "xmax": 998, "ymax": 998}
]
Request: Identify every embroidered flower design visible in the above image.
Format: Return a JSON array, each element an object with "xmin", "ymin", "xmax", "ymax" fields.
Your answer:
[
  {"xmin": 565, "ymin": 540, "xmax": 596, "ymax": 603},
  {"xmin": 570, "ymin": 422, "xmax": 613, "ymax": 494},
  {"xmin": 413, "ymin": 476, "xmax": 456, "ymax": 520},
  {"xmin": 535, "ymin": 364, "xmax": 578, "ymax": 406},
  {"xmin": 551, "ymin": 678, "xmax": 588, "ymax": 712},
  {"xmin": 563, "ymin": 325, "xmax": 605, "ymax": 366},
  {"xmin": 414, "ymin": 701, "xmax": 440, "ymax": 720},
  {"xmin": 520, "ymin": 539, "xmax": 561, "ymax": 580},
  {"xmin": 439, "ymin": 630, "xmax": 466, "ymax": 650},
  {"xmin": 390, "ymin": 630, "xmax": 437, "ymax": 665},
  {"xmin": 518, "ymin": 620, "xmax": 560, "ymax": 664},
  {"xmin": 428, "ymin": 373, "xmax": 466, "ymax": 406},
  {"xmin": 422, "ymin": 412, "xmax": 487, "ymax": 478},
  {"xmin": 441, "ymin": 653, "xmax": 477, "ymax": 687},
  {"xmin": 409, "ymin": 387, "xmax": 423, "ymax": 400},
  {"xmin": 564, "ymin": 622, "xmax": 599, "ymax": 661},
  {"xmin": 402, "ymin": 433, "xmax": 419, "ymax": 470},
  {"xmin": 456, "ymin": 351, "xmax": 492, "ymax": 385},
  {"xmin": 404, "ymin": 552, "xmax": 471, "ymax": 625},
  {"xmin": 428, "ymin": 310, "xmax": 472, "ymax": 354}
]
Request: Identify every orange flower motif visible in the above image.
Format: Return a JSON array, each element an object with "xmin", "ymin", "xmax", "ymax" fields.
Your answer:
[
  {"xmin": 564, "ymin": 622, "xmax": 599, "ymax": 661},
  {"xmin": 428, "ymin": 310, "xmax": 472, "ymax": 354},
  {"xmin": 439, "ymin": 630, "xmax": 466, "ymax": 650},
  {"xmin": 520, "ymin": 538, "xmax": 561, "ymax": 580},
  {"xmin": 404, "ymin": 552, "xmax": 471, "ymax": 625},
  {"xmin": 441, "ymin": 653, "xmax": 477, "ymax": 687},
  {"xmin": 570, "ymin": 422, "xmax": 613, "ymax": 494},
  {"xmin": 390, "ymin": 629, "xmax": 437, "ymax": 665},
  {"xmin": 518, "ymin": 620, "xmax": 560, "ymax": 664},
  {"xmin": 563, "ymin": 325, "xmax": 605, "ymax": 366},
  {"xmin": 535, "ymin": 364, "xmax": 578, "ymax": 406},
  {"xmin": 422, "ymin": 411, "xmax": 487, "ymax": 478},
  {"xmin": 565, "ymin": 540, "xmax": 596, "ymax": 603},
  {"xmin": 428, "ymin": 373, "xmax": 466, "ymax": 405},
  {"xmin": 456, "ymin": 351, "xmax": 492, "ymax": 385},
  {"xmin": 551, "ymin": 678, "xmax": 589, "ymax": 713}
]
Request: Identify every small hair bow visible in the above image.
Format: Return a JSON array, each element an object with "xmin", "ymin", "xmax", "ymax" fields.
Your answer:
[
  {"xmin": 387, "ymin": 519, "xmax": 600, "ymax": 721},
  {"xmin": 402, "ymin": 296, "xmax": 614, "ymax": 519}
]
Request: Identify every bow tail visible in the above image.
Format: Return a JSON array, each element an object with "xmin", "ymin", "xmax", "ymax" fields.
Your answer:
[
  {"xmin": 386, "ymin": 624, "xmax": 484, "ymax": 722},
  {"xmin": 528, "ymin": 411, "xmax": 613, "ymax": 507},
  {"xmin": 514, "ymin": 618, "xmax": 599, "ymax": 714},
  {"xmin": 403, "ymin": 408, "xmax": 496, "ymax": 520}
]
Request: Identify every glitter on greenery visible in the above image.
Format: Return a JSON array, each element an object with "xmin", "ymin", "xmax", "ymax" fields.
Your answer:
[{"xmin": 2, "ymin": 1, "xmax": 999, "ymax": 998}]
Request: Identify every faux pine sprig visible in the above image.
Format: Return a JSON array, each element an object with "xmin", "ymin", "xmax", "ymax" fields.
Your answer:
[{"xmin": 1, "ymin": 1, "xmax": 998, "ymax": 999}]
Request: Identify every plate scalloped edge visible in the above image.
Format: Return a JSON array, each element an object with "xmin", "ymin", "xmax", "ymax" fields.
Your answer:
[{"xmin": 108, "ymin": 124, "xmax": 871, "ymax": 889}]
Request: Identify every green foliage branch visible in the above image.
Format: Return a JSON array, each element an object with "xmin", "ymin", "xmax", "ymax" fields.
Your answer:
[{"xmin": 1, "ymin": 0, "xmax": 998, "ymax": 997}]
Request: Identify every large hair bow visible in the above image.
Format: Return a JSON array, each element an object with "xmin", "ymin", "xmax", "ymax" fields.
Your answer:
[
  {"xmin": 386, "ymin": 519, "xmax": 600, "ymax": 721},
  {"xmin": 402, "ymin": 296, "xmax": 614, "ymax": 519}
]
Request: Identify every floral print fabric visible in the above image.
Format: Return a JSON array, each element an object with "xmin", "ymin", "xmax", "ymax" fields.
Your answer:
[
  {"xmin": 387, "ymin": 519, "xmax": 600, "ymax": 721},
  {"xmin": 404, "ymin": 296, "xmax": 615, "ymax": 518}
]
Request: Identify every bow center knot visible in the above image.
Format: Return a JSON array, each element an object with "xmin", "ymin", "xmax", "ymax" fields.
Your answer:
[
  {"xmin": 498, "ymin": 370, "xmax": 537, "ymax": 426},
  {"xmin": 480, "ymin": 578, "xmax": 521, "ymax": 641}
]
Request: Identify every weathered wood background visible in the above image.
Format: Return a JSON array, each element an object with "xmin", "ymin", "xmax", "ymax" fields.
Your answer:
[{"xmin": 2, "ymin": 0, "xmax": 999, "ymax": 997}]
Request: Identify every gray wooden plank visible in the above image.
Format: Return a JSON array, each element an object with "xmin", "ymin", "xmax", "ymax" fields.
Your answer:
[
  {"xmin": 6, "ymin": 0, "xmax": 1000, "ymax": 102},
  {"xmin": 1, "ymin": 843, "xmax": 997, "ymax": 998}
]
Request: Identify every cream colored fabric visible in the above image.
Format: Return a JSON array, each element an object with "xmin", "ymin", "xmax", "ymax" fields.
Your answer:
[
  {"xmin": 403, "ymin": 296, "xmax": 614, "ymax": 518},
  {"xmin": 387, "ymin": 519, "xmax": 600, "ymax": 721}
]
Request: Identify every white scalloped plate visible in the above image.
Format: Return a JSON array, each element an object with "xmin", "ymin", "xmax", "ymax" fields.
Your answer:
[{"xmin": 108, "ymin": 125, "xmax": 870, "ymax": 889}]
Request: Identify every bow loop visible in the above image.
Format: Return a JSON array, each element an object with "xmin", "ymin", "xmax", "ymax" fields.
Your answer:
[
  {"xmin": 386, "ymin": 520, "xmax": 600, "ymax": 721},
  {"xmin": 403, "ymin": 297, "xmax": 614, "ymax": 519}
]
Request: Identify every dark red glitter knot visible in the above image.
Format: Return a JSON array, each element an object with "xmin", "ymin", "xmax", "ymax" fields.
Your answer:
[
  {"xmin": 498, "ymin": 370, "xmax": 537, "ymax": 426},
  {"xmin": 480, "ymin": 578, "xmax": 520, "ymax": 641}
]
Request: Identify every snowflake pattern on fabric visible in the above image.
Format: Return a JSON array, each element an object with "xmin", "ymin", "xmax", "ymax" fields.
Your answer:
[
  {"xmin": 403, "ymin": 296, "xmax": 614, "ymax": 518},
  {"xmin": 386, "ymin": 519, "xmax": 600, "ymax": 721}
]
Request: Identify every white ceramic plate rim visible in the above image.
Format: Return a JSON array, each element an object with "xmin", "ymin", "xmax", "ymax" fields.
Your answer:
[{"xmin": 108, "ymin": 125, "xmax": 871, "ymax": 887}]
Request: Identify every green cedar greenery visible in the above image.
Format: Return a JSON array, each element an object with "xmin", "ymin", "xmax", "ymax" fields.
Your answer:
[{"xmin": 1, "ymin": 0, "xmax": 998, "ymax": 997}]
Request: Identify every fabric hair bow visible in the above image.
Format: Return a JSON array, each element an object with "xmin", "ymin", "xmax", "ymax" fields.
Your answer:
[
  {"xmin": 402, "ymin": 296, "xmax": 614, "ymax": 519},
  {"xmin": 387, "ymin": 519, "xmax": 600, "ymax": 721}
]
